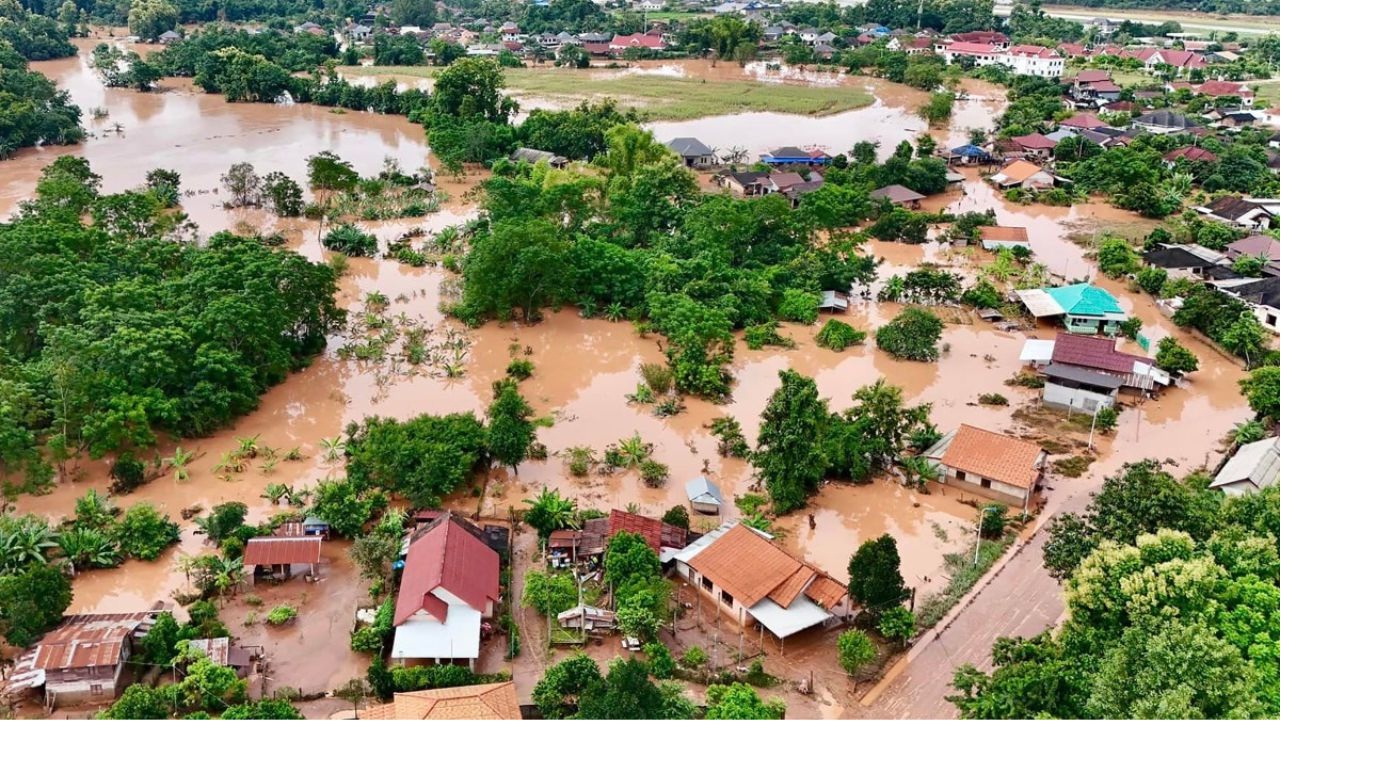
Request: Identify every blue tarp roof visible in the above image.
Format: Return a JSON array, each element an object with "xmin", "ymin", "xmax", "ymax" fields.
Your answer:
[{"xmin": 950, "ymin": 144, "xmax": 989, "ymax": 157}]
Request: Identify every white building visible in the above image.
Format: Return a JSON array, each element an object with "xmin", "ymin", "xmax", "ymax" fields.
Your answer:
[
  {"xmin": 1210, "ymin": 437, "xmax": 1280, "ymax": 495},
  {"xmin": 1002, "ymin": 45, "xmax": 1064, "ymax": 77}
]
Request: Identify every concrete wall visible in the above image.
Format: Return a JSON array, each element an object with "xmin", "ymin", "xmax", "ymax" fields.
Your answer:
[
  {"xmin": 939, "ymin": 466, "xmax": 1030, "ymax": 508},
  {"xmin": 1043, "ymin": 381, "xmax": 1116, "ymax": 414}
]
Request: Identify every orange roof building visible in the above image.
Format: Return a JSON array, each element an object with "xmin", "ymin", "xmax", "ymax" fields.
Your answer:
[
  {"xmin": 673, "ymin": 523, "xmax": 852, "ymax": 642},
  {"xmin": 358, "ymin": 682, "xmax": 522, "ymax": 720},
  {"xmin": 926, "ymin": 425, "xmax": 1047, "ymax": 510}
]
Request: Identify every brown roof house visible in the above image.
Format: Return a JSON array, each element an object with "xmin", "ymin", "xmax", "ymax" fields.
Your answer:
[
  {"xmin": 979, "ymin": 225, "xmax": 1031, "ymax": 250},
  {"xmin": 391, "ymin": 515, "xmax": 501, "ymax": 666},
  {"xmin": 672, "ymin": 523, "xmax": 852, "ymax": 646},
  {"xmin": 358, "ymin": 682, "xmax": 522, "ymax": 720},
  {"xmin": 3, "ymin": 611, "xmax": 161, "ymax": 707},
  {"xmin": 870, "ymin": 184, "xmax": 929, "ymax": 210},
  {"xmin": 243, "ymin": 535, "xmax": 323, "ymax": 582},
  {"xmin": 925, "ymin": 425, "xmax": 1047, "ymax": 510},
  {"xmin": 989, "ymin": 160, "xmax": 1054, "ymax": 190}
]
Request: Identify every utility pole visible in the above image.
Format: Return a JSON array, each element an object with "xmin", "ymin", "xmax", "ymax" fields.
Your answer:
[
  {"xmin": 1087, "ymin": 404, "xmax": 1099, "ymax": 451},
  {"xmin": 972, "ymin": 512, "xmax": 982, "ymax": 566}
]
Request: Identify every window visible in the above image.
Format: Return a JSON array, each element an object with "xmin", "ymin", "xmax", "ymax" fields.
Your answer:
[
  {"xmin": 980, "ymin": 477, "xmax": 993, "ymax": 489},
  {"xmin": 701, "ymin": 576, "xmax": 713, "ymax": 592},
  {"xmin": 721, "ymin": 590, "xmax": 734, "ymax": 607},
  {"xmin": 90, "ymin": 684, "xmax": 104, "ymax": 696},
  {"xmin": 955, "ymin": 470, "xmax": 966, "ymax": 481}
]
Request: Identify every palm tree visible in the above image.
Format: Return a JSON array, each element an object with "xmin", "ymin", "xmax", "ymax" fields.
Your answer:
[
  {"xmin": 233, "ymin": 434, "xmax": 261, "ymax": 459},
  {"xmin": 209, "ymin": 556, "xmax": 246, "ymax": 598},
  {"xmin": 522, "ymin": 486, "xmax": 580, "ymax": 540},
  {"xmin": 56, "ymin": 528, "xmax": 122, "ymax": 570},
  {"xmin": 617, "ymin": 434, "xmax": 650, "ymax": 467},
  {"xmin": 262, "ymin": 482, "xmax": 289, "ymax": 505},
  {"xmin": 902, "ymin": 457, "xmax": 942, "ymax": 491},
  {"xmin": 0, "ymin": 518, "xmax": 58, "ymax": 573},
  {"xmin": 164, "ymin": 446, "xmax": 195, "ymax": 482},
  {"xmin": 319, "ymin": 436, "xmax": 346, "ymax": 461},
  {"xmin": 721, "ymin": 145, "xmax": 748, "ymax": 165}
]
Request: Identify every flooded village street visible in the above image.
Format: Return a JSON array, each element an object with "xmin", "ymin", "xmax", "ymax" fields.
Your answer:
[{"xmin": 4, "ymin": 42, "xmax": 1253, "ymax": 717}]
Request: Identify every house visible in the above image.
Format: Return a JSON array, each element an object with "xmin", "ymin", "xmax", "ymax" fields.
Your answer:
[
  {"xmin": 1225, "ymin": 234, "xmax": 1280, "ymax": 264},
  {"xmin": 760, "ymin": 146, "xmax": 829, "ymax": 166},
  {"xmin": 819, "ymin": 290, "xmax": 849, "ymax": 313},
  {"xmin": 947, "ymin": 143, "xmax": 990, "ymax": 165},
  {"xmin": 1143, "ymin": 243, "xmax": 1230, "ymax": 279},
  {"xmin": 672, "ymin": 523, "xmax": 853, "ymax": 647},
  {"xmin": 990, "ymin": 160, "xmax": 1054, "ymax": 190},
  {"xmin": 1163, "ymin": 146, "xmax": 1217, "ymax": 166},
  {"xmin": 979, "ymin": 226, "xmax": 1030, "ymax": 250},
  {"xmin": 1061, "ymin": 113, "xmax": 1110, "ymax": 130},
  {"xmin": 391, "ymin": 516, "xmax": 501, "ymax": 667},
  {"xmin": 1002, "ymin": 45, "xmax": 1063, "ymax": 77},
  {"xmin": 722, "ymin": 170, "xmax": 768, "ymax": 196},
  {"xmin": 242, "ymin": 535, "xmax": 323, "ymax": 582},
  {"xmin": 556, "ymin": 605, "xmax": 617, "ymax": 632},
  {"xmin": 1009, "ymin": 133, "xmax": 1058, "ymax": 160},
  {"xmin": 766, "ymin": 171, "xmax": 808, "ymax": 192},
  {"xmin": 1209, "ymin": 437, "xmax": 1280, "ymax": 495},
  {"xmin": 941, "ymin": 40, "xmax": 1003, "ymax": 66},
  {"xmin": 3, "ymin": 610, "xmax": 161, "ymax": 706},
  {"xmin": 358, "ymin": 682, "xmax": 522, "ymax": 720},
  {"xmin": 608, "ymin": 508, "xmax": 690, "ymax": 556},
  {"xmin": 684, "ymin": 476, "xmax": 724, "ymax": 515},
  {"xmin": 1041, "ymin": 363, "xmax": 1122, "ymax": 414},
  {"xmin": 666, "ymin": 137, "xmax": 717, "ymax": 168},
  {"xmin": 510, "ymin": 147, "xmax": 569, "ymax": 168},
  {"xmin": 1215, "ymin": 110, "xmax": 1258, "ymax": 130},
  {"xmin": 924, "ymin": 425, "xmax": 1046, "ymax": 510},
  {"xmin": 1058, "ymin": 42, "xmax": 1088, "ymax": 58},
  {"xmin": 1089, "ymin": 17, "xmax": 1119, "ymax": 35},
  {"xmin": 1015, "ymin": 283, "xmax": 1128, "ymax": 335},
  {"xmin": 1100, "ymin": 100, "xmax": 1137, "ymax": 115},
  {"xmin": 1209, "ymin": 275, "xmax": 1281, "ymax": 331},
  {"xmin": 1196, "ymin": 80, "xmax": 1255, "ymax": 106},
  {"xmin": 582, "ymin": 41, "xmax": 611, "ymax": 57},
  {"xmin": 609, "ymin": 33, "xmax": 666, "ymax": 53},
  {"xmin": 548, "ymin": 517, "xmax": 609, "ymax": 567},
  {"xmin": 1196, "ymin": 196, "xmax": 1275, "ymax": 230},
  {"xmin": 1133, "ymin": 109, "xmax": 1198, "ymax": 134},
  {"xmin": 348, "ymin": 23, "xmax": 373, "ymax": 42},
  {"xmin": 184, "ymin": 637, "xmax": 257, "ymax": 678},
  {"xmin": 952, "ymin": 30, "xmax": 1008, "ymax": 46},
  {"xmin": 870, "ymin": 184, "xmax": 929, "ymax": 210},
  {"xmin": 157, "ymin": 29, "xmax": 181, "ymax": 43},
  {"xmin": 1019, "ymin": 332, "xmax": 1170, "ymax": 392}
]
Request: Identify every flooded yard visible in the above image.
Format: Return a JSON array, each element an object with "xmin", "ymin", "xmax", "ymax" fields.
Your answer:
[{"xmin": 4, "ymin": 43, "xmax": 1254, "ymax": 715}]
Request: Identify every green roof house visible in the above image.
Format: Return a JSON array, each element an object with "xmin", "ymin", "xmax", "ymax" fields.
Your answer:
[{"xmin": 1015, "ymin": 283, "xmax": 1128, "ymax": 335}]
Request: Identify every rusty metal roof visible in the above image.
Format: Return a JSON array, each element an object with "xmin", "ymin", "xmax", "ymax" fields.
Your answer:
[
  {"xmin": 243, "ymin": 536, "xmax": 323, "ymax": 566},
  {"xmin": 30, "ymin": 611, "xmax": 160, "ymax": 671}
]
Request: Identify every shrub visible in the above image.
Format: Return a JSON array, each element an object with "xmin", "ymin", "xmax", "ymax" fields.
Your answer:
[
  {"xmin": 1097, "ymin": 237, "xmax": 1140, "ymax": 278},
  {"xmin": 350, "ymin": 626, "xmax": 384, "ymax": 653},
  {"xmin": 815, "ymin": 319, "xmax": 866, "ymax": 352},
  {"xmin": 639, "ymin": 363, "xmax": 675, "ymax": 395},
  {"xmin": 1094, "ymin": 406, "xmax": 1119, "ymax": 433},
  {"xmin": 323, "ymin": 224, "xmax": 377, "ymax": 256},
  {"xmin": 679, "ymin": 646, "xmax": 707, "ymax": 670},
  {"xmin": 1005, "ymin": 372, "xmax": 1045, "ymax": 389},
  {"xmin": 661, "ymin": 505, "xmax": 690, "ymax": 529},
  {"xmin": 978, "ymin": 393, "xmax": 1009, "ymax": 406},
  {"xmin": 1136, "ymin": 266, "xmax": 1168, "ymax": 296},
  {"xmin": 1052, "ymin": 455, "xmax": 1094, "ymax": 478},
  {"xmin": 645, "ymin": 642, "xmax": 676, "ymax": 679},
  {"xmin": 960, "ymin": 280, "xmax": 1005, "ymax": 309},
  {"xmin": 638, "ymin": 459, "xmax": 669, "ymax": 488},
  {"xmin": 112, "ymin": 503, "xmax": 180, "ymax": 561},
  {"xmin": 979, "ymin": 504, "xmax": 1007, "ymax": 539},
  {"xmin": 111, "ymin": 453, "xmax": 147, "ymax": 493},
  {"xmin": 266, "ymin": 605, "xmax": 298, "ymax": 626},
  {"xmin": 876, "ymin": 308, "xmax": 944, "ymax": 362},
  {"xmin": 744, "ymin": 322, "xmax": 794, "ymax": 350},
  {"xmin": 562, "ymin": 446, "xmax": 595, "ymax": 477},
  {"xmin": 878, "ymin": 605, "xmax": 915, "ymax": 644},
  {"xmin": 837, "ymin": 629, "xmax": 877, "ymax": 677},
  {"xmin": 777, "ymin": 289, "xmax": 820, "ymax": 324},
  {"xmin": 506, "ymin": 358, "xmax": 535, "ymax": 380}
]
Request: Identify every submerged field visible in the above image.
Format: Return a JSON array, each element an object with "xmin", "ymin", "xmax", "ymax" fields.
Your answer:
[{"xmin": 341, "ymin": 64, "xmax": 879, "ymax": 120}]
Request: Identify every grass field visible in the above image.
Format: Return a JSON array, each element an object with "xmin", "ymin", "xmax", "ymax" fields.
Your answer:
[
  {"xmin": 1063, "ymin": 64, "xmax": 1159, "ymax": 88},
  {"xmin": 1248, "ymin": 79, "xmax": 1279, "ymax": 107},
  {"xmin": 342, "ymin": 65, "xmax": 877, "ymax": 121}
]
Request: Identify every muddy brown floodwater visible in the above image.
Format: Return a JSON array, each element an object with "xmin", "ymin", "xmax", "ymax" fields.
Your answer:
[{"xmin": 4, "ymin": 46, "xmax": 1255, "ymax": 714}]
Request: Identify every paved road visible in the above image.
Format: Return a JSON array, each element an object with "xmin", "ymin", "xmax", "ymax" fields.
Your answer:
[
  {"xmin": 1038, "ymin": 5, "xmax": 1279, "ymax": 35},
  {"xmin": 859, "ymin": 521, "xmax": 1064, "ymax": 718}
]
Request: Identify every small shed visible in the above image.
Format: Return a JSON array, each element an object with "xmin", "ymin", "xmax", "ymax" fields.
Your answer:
[
  {"xmin": 556, "ymin": 605, "xmax": 617, "ymax": 631},
  {"xmin": 870, "ymin": 184, "xmax": 928, "ymax": 210},
  {"xmin": 243, "ymin": 536, "xmax": 324, "ymax": 582},
  {"xmin": 1210, "ymin": 436, "xmax": 1280, "ymax": 495},
  {"xmin": 819, "ymin": 290, "xmax": 850, "ymax": 313},
  {"xmin": 947, "ymin": 144, "xmax": 990, "ymax": 165},
  {"xmin": 510, "ymin": 147, "xmax": 569, "ymax": 168},
  {"xmin": 685, "ymin": 476, "xmax": 724, "ymax": 514},
  {"xmin": 184, "ymin": 637, "xmax": 258, "ymax": 678}
]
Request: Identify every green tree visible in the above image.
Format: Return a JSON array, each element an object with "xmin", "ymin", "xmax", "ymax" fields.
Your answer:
[
  {"xmin": 837, "ymin": 629, "xmax": 877, "ymax": 678},
  {"xmin": 260, "ymin": 172, "xmax": 305, "ymax": 216},
  {"xmin": 430, "ymin": 57, "xmax": 517, "ymax": 124},
  {"xmin": 524, "ymin": 486, "xmax": 578, "ymax": 540},
  {"xmin": 878, "ymin": 605, "xmax": 915, "ymax": 644},
  {"xmin": 390, "ymin": 0, "xmax": 437, "ymax": 27},
  {"xmin": 309, "ymin": 478, "xmax": 383, "ymax": 538},
  {"xmin": 221, "ymin": 698, "xmax": 305, "ymax": 719},
  {"xmin": 533, "ymin": 653, "xmax": 602, "ymax": 719},
  {"xmin": 875, "ymin": 308, "xmax": 944, "ymax": 362},
  {"xmin": 1220, "ymin": 312, "xmax": 1269, "ymax": 368},
  {"xmin": 173, "ymin": 649, "xmax": 249, "ymax": 713},
  {"xmin": 705, "ymin": 683, "xmax": 785, "ymax": 719},
  {"xmin": 141, "ymin": 611, "xmax": 182, "ymax": 667},
  {"xmin": 1155, "ymin": 337, "xmax": 1199, "ymax": 378},
  {"xmin": 221, "ymin": 162, "xmax": 261, "ymax": 208},
  {"xmin": 486, "ymin": 378, "xmax": 536, "ymax": 473},
  {"xmin": 345, "ymin": 413, "xmax": 488, "ymax": 507},
  {"xmin": 144, "ymin": 168, "xmax": 181, "ymax": 207},
  {"xmin": 605, "ymin": 531, "xmax": 660, "ymax": 591},
  {"xmin": 127, "ymin": 0, "xmax": 177, "ymax": 41},
  {"xmin": 97, "ymin": 684, "xmax": 173, "ymax": 719},
  {"xmin": 306, "ymin": 151, "xmax": 360, "ymax": 194},
  {"xmin": 112, "ymin": 502, "xmax": 180, "ymax": 560},
  {"xmin": 575, "ymin": 657, "xmax": 669, "ymax": 719},
  {"xmin": 0, "ymin": 562, "xmax": 72, "ymax": 646},
  {"xmin": 754, "ymin": 369, "xmax": 829, "ymax": 513},
  {"xmin": 847, "ymin": 534, "xmax": 908, "ymax": 615},
  {"xmin": 1239, "ymin": 366, "xmax": 1280, "ymax": 423},
  {"xmin": 197, "ymin": 501, "xmax": 247, "ymax": 545}
]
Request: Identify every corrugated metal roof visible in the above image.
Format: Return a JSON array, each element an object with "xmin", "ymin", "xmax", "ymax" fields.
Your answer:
[
  {"xmin": 395, "ymin": 516, "xmax": 500, "ymax": 627},
  {"xmin": 243, "ymin": 536, "xmax": 323, "ymax": 566},
  {"xmin": 684, "ymin": 476, "xmax": 723, "ymax": 505},
  {"xmin": 1211, "ymin": 436, "xmax": 1280, "ymax": 490},
  {"xmin": 1044, "ymin": 283, "xmax": 1124, "ymax": 317},
  {"xmin": 1044, "ymin": 363, "xmax": 1124, "ymax": 390},
  {"xmin": 608, "ymin": 509, "xmax": 688, "ymax": 553},
  {"xmin": 1016, "ymin": 288, "xmax": 1067, "ymax": 318},
  {"xmin": 29, "ymin": 611, "xmax": 159, "ymax": 671}
]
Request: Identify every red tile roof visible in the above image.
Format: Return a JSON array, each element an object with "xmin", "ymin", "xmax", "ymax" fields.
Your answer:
[
  {"xmin": 946, "ymin": 41, "xmax": 1001, "ymax": 56},
  {"xmin": 607, "ymin": 509, "xmax": 688, "ymax": 553},
  {"xmin": 1052, "ymin": 332, "xmax": 1153, "ymax": 374},
  {"xmin": 243, "ymin": 536, "xmax": 323, "ymax": 567},
  {"xmin": 1058, "ymin": 43, "xmax": 1088, "ymax": 57},
  {"xmin": 395, "ymin": 516, "xmax": 500, "ymax": 626},
  {"xmin": 1197, "ymin": 80, "xmax": 1252, "ymax": 97},
  {"xmin": 1012, "ymin": 133, "xmax": 1057, "ymax": 150},
  {"xmin": 1164, "ymin": 146, "xmax": 1217, "ymax": 163},
  {"xmin": 687, "ymin": 524, "xmax": 847, "ymax": 611},
  {"xmin": 1061, "ymin": 113, "xmax": 1110, "ymax": 129},
  {"xmin": 952, "ymin": 30, "xmax": 1008, "ymax": 45},
  {"xmin": 940, "ymin": 425, "xmax": 1045, "ymax": 490},
  {"xmin": 611, "ymin": 33, "xmax": 665, "ymax": 49}
]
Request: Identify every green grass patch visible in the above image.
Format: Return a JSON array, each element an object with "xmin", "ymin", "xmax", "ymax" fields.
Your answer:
[
  {"xmin": 341, "ymin": 65, "xmax": 877, "ymax": 121},
  {"xmin": 915, "ymin": 537, "xmax": 1012, "ymax": 633},
  {"xmin": 1250, "ymin": 80, "xmax": 1279, "ymax": 108},
  {"xmin": 1052, "ymin": 455, "xmax": 1095, "ymax": 478}
]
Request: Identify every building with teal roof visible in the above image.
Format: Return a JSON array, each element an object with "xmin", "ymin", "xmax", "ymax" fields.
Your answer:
[{"xmin": 1015, "ymin": 283, "xmax": 1129, "ymax": 335}]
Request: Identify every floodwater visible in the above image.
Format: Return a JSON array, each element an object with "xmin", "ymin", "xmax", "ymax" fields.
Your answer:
[{"xmin": 5, "ymin": 45, "xmax": 1254, "ymax": 707}]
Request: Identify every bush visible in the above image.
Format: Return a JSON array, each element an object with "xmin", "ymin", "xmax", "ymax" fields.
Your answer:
[
  {"xmin": 1094, "ymin": 406, "xmax": 1119, "ymax": 433},
  {"xmin": 266, "ymin": 605, "xmax": 298, "ymax": 626},
  {"xmin": 111, "ymin": 453, "xmax": 147, "ymax": 493},
  {"xmin": 815, "ymin": 319, "xmax": 866, "ymax": 352},
  {"xmin": 837, "ymin": 629, "xmax": 877, "ymax": 677},
  {"xmin": 960, "ymin": 280, "xmax": 1005, "ymax": 309},
  {"xmin": 1136, "ymin": 266, "xmax": 1168, "ymax": 296},
  {"xmin": 638, "ymin": 459, "xmax": 669, "ymax": 488},
  {"xmin": 1053, "ymin": 455, "xmax": 1094, "ymax": 478},
  {"xmin": 878, "ymin": 605, "xmax": 915, "ymax": 644},
  {"xmin": 350, "ymin": 626, "xmax": 384, "ymax": 653},
  {"xmin": 645, "ymin": 642, "xmax": 676, "ymax": 679},
  {"xmin": 680, "ymin": 646, "xmax": 708, "ymax": 670},
  {"xmin": 639, "ymin": 363, "xmax": 675, "ymax": 395},
  {"xmin": 1097, "ymin": 237, "xmax": 1140, "ymax": 278},
  {"xmin": 777, "ymin": 289, "xmax": 820, "ymax": 324},
  {"xmin": 744, "ymin": 322, "xmax": 794, "ymax": 350},
  {"xmin": 506, "ymin": 358, "xmax": 535, "ymax": 380},
  {"xmin": 112, "ymin": 503, "xmax": 180, "ymax": 561},
  {"xmin": 1005, "ymin": 372, "xmax": 1045, "ymax": 389},
  {"xmin": 979, "ymin": 504, "xmax": 1007, "ymax": 539},
  {"xmin": 978, "ymin": 393, "xmax": 1009, "ymax": 406},
  {"xmin": 876, "ymin": 308, "xmax": 944, "ymax": 362},
  {"xmin": 323, "ymin": 224, "xmax": 378, "ymax": 256},
  {"xmin": 661, "ymin": 505, "xmax": 690, "ymax": 529}
]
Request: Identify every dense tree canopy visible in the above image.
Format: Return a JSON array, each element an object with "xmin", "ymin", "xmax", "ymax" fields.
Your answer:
[
  {"xmin": 754, "ymin": 370, "xmax": 830, "ymax": 513},
  {"xmin": 0, "ymin": 41, "xmax": 83, "ymax": 155},
  {"xmin": 344, "ymin": 413, "xmax": 488, "ymax": 507}
]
